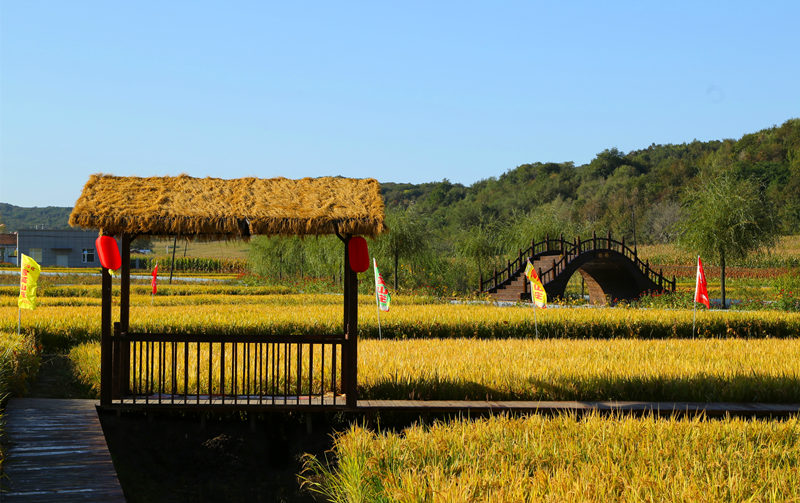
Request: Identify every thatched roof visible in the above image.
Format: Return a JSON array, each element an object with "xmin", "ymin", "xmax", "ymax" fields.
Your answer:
[{"xmin": 69, "ymin": 174, "xmax": 387, "ymax": 238}]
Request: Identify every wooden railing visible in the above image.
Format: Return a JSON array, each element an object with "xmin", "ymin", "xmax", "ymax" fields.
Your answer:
[
  {"xmin": 481, "ymin": 233, "xmax": 676, "ymax": 294},
  {"xmin": 110, "ymin": 324, "xmax": 346, "ymax": 408}
]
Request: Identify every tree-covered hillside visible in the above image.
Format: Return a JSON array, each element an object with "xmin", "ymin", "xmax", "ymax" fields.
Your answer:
[
  {"xmin": 0, "ymin": 203, "xmax": 73, "ymax": 232},
  {"xmin": 381, "ymin": 118, "xmax": 800, "ymax": 245}
]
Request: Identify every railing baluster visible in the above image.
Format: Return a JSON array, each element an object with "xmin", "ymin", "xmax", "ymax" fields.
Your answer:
[
  {"xmin": 171, "ymin": 341, "xmax": 176, "ymax": 404},
  {"xmin": 332, "ymin": 342, "xmax": 337, "ymax": 405},
  {"xmin": 284, "ymin": 343, "xmax": 289, "ymax": 403},
  {"xmin": 208, "ymin": 342, "xmax": 213, "ymax": 400},
  {"xmin": 296, "ymin": 342, "xmax": 302, "ymax": 403},
  {"xmin": 246, "ymin": 342, "xmax": 251, "ymax": 404},
  {"xmin": 220, "ymin": 342, "xmax": 225, "ymax": 404},
  {"xmin": 196, "ymin": 342, "xmax": 200, "ymax": 404},
  {"xmin": 272, "ymin": 342, "xmax": 277, "ymax": 405},
  {"xmin": 320, "ymin": 343, "xmax": 326, "ymax": 402},
  {"xmin": 308, "ymin": 343, "xmax": 314, "ymax": 405}
]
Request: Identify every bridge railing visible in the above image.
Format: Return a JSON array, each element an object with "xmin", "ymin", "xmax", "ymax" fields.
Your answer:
[
  {"xmin": 481, "ymin": 233, "xmax": 676, "ymax": 295},
  {"xmin": 480, "ymin": 235, "xmax": 569, "ymax": 292}
]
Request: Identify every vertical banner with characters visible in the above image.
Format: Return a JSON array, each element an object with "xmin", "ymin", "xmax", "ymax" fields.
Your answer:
[{"xmin": 18, "ymin": 253, "xmax": 41, "ymax": 310}]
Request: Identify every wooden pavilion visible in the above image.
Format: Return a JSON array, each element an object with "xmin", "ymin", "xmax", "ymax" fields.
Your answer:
[{"xmin": 70, "ymin": 174, "xmax": 386, "ymax": 411}]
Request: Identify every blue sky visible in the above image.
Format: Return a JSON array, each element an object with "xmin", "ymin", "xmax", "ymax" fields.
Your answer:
[{"xmin": 1, "ymin": 1, "xmax": 798, "ymax": 207}]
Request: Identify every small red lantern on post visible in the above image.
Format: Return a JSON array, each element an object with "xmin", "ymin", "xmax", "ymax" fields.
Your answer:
[
  {"xmin": 348, "ymin": 236, "xmax": 369, "ymax": 273},
  {"xmin": 95, "ymin": 235, "xmax": 121, "ymax": 271}
]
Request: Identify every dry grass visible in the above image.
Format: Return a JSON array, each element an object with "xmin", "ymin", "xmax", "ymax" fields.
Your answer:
[{"xmin": 70, "ymin": 174, "xmax": 387, "ymax": 238}]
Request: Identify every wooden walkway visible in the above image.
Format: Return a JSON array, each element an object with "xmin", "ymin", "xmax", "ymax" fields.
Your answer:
[
  {"xmin": 358, "ymin": 400, "xmax": 800, "ymax": 417},
  {"xmin": 1, "ymin": 399, "xmax": 125, "ymax": 502},
  {"xmin": 105, "ymin": 396, "xmax": 800, "ymax": 417}
]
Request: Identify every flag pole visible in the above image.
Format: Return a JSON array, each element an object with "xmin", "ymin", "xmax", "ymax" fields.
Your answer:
[
  {"xmin": 374, "ymin": 259, "xmax": 382, "ymax": 340},
  {"xmin": 531, "ymin": 278, "xmax": 539, "ymax": 338},
  {"xmin": 375, "ymin": 295, "xmax": 383, "ymax": 340}
]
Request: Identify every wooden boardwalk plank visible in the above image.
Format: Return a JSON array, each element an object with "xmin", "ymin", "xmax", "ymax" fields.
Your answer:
[
  {"xmin": 1, "ymin": 399, "xmax": 125, "ymax": 502},
  {"xmin": 355, "ymin": 400, "xmax": 800, "ymax": 417}
]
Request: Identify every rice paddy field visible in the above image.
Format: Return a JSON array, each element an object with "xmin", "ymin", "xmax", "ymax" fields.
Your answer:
[
  {"xmin": 2, "ymin": 258, "xmax": 799, "ymax": 501},
  {"xmin": 302, "ymin": 414, "xmax": 800, "ymax": 503}
]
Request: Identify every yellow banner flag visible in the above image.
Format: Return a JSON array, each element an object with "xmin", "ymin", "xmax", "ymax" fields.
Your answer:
[
  {"xmin": 18, "ymin": 254, "xmax": 42, "ymax": 310},
  {"xmin": 524, "ymin": 259, "xmax": 547, "ymax": 308}
]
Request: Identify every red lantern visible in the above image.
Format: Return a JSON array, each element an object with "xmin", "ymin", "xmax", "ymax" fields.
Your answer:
[
  {"xmin": 348, "ymin": 236, "xmax": 369, "ymax": 273},
  {"xmin": 95, "ymin": 236, "xmax": 121, "ymax": 270}
]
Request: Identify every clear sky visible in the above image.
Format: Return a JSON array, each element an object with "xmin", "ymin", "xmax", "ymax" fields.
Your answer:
[{"xmin": 1, "ymin": 1, "xmax": 798, "ymax": 207}]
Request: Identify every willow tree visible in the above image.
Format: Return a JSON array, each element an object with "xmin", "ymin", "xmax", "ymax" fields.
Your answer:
[
  {"xmin": 371, "ymin": 208, "xmax": 428, "ymax": 290},
  {"xmin": 678, "ymin": 174, "xmax": 777, "ymax": 308}
]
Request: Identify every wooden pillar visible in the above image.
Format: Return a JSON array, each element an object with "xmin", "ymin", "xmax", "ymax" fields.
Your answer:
[
  {"xmin": 119, "ymin": 234, "xmax": 131, "ymax": 395},
  {"xmin": 100, "ymin": 265, "xmax": 112, "ymax": 407},
  {"xmin": 342, "ymin": 236, "xmax": 358, "ymax": 409}
]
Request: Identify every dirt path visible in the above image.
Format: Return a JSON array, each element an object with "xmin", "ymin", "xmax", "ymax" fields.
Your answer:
[{"xmin": 28, "ymin": 354, "xmax": 94, "ymax": 399}]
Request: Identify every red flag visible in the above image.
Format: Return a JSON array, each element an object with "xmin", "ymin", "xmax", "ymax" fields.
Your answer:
[
  {"xmin": 694, "ymin": 256, "xmax": 710, "ymax": 308},
  {"xmin": 151, "ymin": 264, "xmax": 158, "ymax": 295}
]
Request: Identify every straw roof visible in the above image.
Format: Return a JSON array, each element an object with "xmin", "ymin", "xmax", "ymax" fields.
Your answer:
[{"xmin": 69, "ymin": 174, "xmax": 386, "ymax": 238}]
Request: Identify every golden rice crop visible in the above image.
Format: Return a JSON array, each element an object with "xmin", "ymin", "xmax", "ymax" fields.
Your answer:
[
  {"xmin": 69, "ymin": 338, "xmax": 800, "ymax": 402},
  {"xmin": 302, "ymin": 414, "xmax": 800, "ymax": 503},
  {"xmin": 6, "ymin": 299, "xmax": 800, "ymax": 351}
]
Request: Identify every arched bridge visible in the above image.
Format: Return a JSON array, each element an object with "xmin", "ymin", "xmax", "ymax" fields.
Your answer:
[{"xmin": 481, "ymin": 233, "xmax": 676, "ymax": 305}]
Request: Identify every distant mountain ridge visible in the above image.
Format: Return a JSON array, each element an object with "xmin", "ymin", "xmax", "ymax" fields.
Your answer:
[{"xmin": 0, "ymin": 203, "xmax": 73, "ymax": 233}]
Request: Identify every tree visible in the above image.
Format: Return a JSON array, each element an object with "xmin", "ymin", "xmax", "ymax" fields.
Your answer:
[
  {"xmin": 678, "ymin": 175, "xmax": 778, "ymax": 308},
  {"xmin": 371, "ymin": 209, "xmax": 428, "ymax": 290}
]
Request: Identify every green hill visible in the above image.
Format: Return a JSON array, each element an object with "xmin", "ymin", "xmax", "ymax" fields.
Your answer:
[
  {"xmin": 381, "ymin": 118, "xmax": 800, "ymax": 242},
  {"xmin": 0, "ymin": 203, "xmax": 73, "ymax": 232}
]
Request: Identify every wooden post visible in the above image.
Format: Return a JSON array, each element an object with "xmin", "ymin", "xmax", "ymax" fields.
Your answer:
[
  {"xmin": 119, "ymin": 234, "xmax": 131, "ymax": 396},
  {"xmin": 342, "ymin": 238, "xmax": 350, "ymax": 397},
  {"xmin": 560, "ymin": 234, "xmax": 564, "ymax": 253},
  {"xmin": 592, "ymin": 231, "xmax": 597, "ymax": 250},
  {"xmin": 545, "ymin": 234, "xmax": 550, "ymax": 252},
  {"xmin": 342, "ymin": 236, "xmax": 358, "ymax": 409},
  {"xmin": 494, "ymin": 267, "xmax": 498, "ymax": 289},
  {"xmin": 100, "ymin": 265, "xmax": 112, "ymax": 407},
  {"xmin": 169, "ymin": 234, "xmax": 178, "ymax": 284},
  {"xmin": 607, "ymin": 230, "xmax": 611, "ymax": 249}
]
